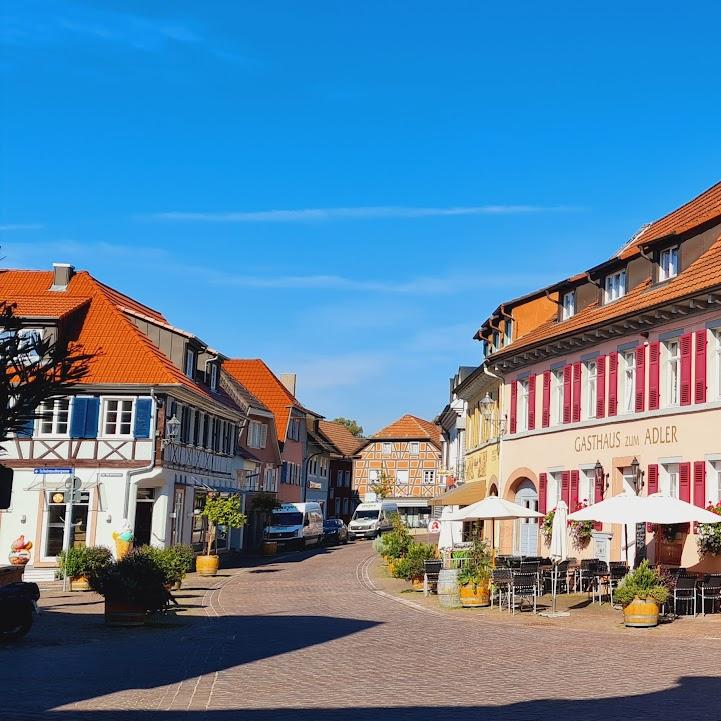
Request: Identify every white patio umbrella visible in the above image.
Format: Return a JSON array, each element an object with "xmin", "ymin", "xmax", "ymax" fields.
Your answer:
[
  {"xmin": 447, "ymin": 496, "xmax": 544, "ymax": 554},
  {"xmin": 547, "ymin": 500, "xmax": 568, "ymax": 616},
  {"xmin": 438, "ymin": 505, "xmax": 463, "ymax": 549},
  {"xmin": 568, "ymin": 491, "xmax": 721, "ymax": 566}
]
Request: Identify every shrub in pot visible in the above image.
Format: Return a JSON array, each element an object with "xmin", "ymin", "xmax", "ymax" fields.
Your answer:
[
  {"xmin": 58, "ymin": 545, "xmax": 113, "ymax": 591},
  {"xmin": 378, "ymin": 514, "xmax": 412, "ymax": 572},
  {"xmin": 197, "ymin": 494, "xmax": 247, "ymax": 576},
  {"xmin": 613, "ymin": 560, "xmax": 669, "ymax": 628},
  {"xmin": 393, "ymin": 542, "xmax": 436, "ymax": 590},
  {"xmin": 136, "ymin": 545, "xmax": 195, "ymax": 589},
  {"xmin": 457, "ymin": 538, "xmax": 493, "ymax": 608},
  {"xmin": 87, "ymin": 549, "xmax": 168, "ymax": 626}
]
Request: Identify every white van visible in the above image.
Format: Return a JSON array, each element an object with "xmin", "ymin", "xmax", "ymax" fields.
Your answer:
[
  {"xmin": 348, "ymin": 501, "xmax": 399, "ymax": 539},
  {"xmin": 264, "ymin": 502, "xmax": 324, "ymax": 548}
]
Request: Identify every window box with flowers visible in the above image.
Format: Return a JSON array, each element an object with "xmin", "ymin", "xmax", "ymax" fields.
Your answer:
[
  {"xmin": 697, "ymin": 503, "xmax": 721, "ymax": 557},
  {"xmin": 541, "ymin": 504, "xmax": 594, "ymax": 550}
]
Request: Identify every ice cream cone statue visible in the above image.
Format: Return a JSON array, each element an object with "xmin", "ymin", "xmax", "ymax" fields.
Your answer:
[{"xmin": 112, "ymin": 521, "xmax": 134, "ymax": 558}]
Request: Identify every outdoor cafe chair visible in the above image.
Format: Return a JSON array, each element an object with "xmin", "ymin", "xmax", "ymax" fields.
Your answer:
[
  {"xmin": 699, "ymin": 575, "xmax": 721, "ymax": 617},
  {"xmin": 542, "ymin": 559, "xmax": 569, "ymax": 595},
  {"xmin": 673, "ymin": 575, "xmax": 698, "ymax": 617},
  {"xmin": 423, "ymin": 560, "xmax": 443, "ymax": 597},
  {"xmin": 607, "ymin": 564, "xmax": 629, "ymax": 605},
  {"xmin": 578, "ymin": 559, "xmax": 600, "ymax": 594},
  {"xmin": 491, "ymin": 568, "xmax": 512, "ymax": 612},
  {"xmin": 510, "ymin": 571, "xmax": 538, "ymax": 615}
]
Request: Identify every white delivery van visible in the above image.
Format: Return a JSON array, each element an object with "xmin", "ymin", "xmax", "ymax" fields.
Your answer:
[
  {"xmin": 264, "ymin": 502, "xmax": 324, "ymax": 548},
  {"xmin": 348, "ymin": 500, "xmax": 399, "ymax": 540}
]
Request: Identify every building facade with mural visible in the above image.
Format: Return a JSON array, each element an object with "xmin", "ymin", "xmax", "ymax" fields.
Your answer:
[{"xmin": 476, "ymin": 179, "xmax": 721, "ymax": 571}]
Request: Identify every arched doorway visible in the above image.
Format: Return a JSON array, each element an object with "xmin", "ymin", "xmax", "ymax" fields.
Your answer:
[{"xmin": 514, "ymin": 479, "xmax": 539, "ymax": 556}]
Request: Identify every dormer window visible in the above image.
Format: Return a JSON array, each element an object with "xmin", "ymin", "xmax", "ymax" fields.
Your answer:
[
  {"xmin": 184, "ymin": 347, "xmax": 196, "ymax": 379},
  {"xmin": 208, "ymin": 362, "xmax": 219, "ymax": 392},
  {"xmin": 659, "ymin": 246, "xmax": 679, "ymax": 282},
  {"xmin": 561, "ymin": 291, "xmax": 575, "ymax": 320},
  {"xmin": 604, "ymin": 269, "xmax": 626, "ymax": 303},
  {"xmin": 492, "ymin": 330, "xmax": 500, "ymax": 351},
  {"xmin": 504, "ymin": 319, "xmax": 513, "ymax": 346}
]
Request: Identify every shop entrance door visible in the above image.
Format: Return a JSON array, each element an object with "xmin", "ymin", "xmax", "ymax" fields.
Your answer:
[{"xmin": 134, "ymin": 489, "xmax": 155, "ymax": 547}]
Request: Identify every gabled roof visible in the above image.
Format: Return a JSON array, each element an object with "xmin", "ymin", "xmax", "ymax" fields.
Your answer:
[
  {"xmin": 8, "ymin": 295, "xmax": 91, "ymax": 320},
  {"xmin": 318, "ymin": 420, "xmax": 364, "ymax": 457},
  {"xmin": 0, "ymin": 269, "xmax": 240, "ymax": 413},
  {"xmin": 223, "ymin": 359, "xmax": 307, "ymax": 442},
  {"xmin": 370, "ymin": 414, "xmax": 442, "ymax": 446}
]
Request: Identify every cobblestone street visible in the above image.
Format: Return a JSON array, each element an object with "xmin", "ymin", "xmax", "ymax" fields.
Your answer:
[{"xmin": 4, "ymin": 541, "xmax": 721, "ymax": 720}]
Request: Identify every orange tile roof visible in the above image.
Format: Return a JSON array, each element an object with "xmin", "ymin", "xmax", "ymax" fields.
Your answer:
[
  {"xmin": 492, "ymin": 233, "xmax": 721, "ymax": 359},
  {"xmin": 223, "ymin": 359, "xmax": 306, "ymax": 442},
  {"xmin": 318, "ymin": 420, "xmax": 364, "ymax": 457},
  {"xmin": 0, "ymin": 269, "xmax": 239, "ymax": 411},
  {"xmin": 8, "ymin": 295, "xmax": 90, "ymax": 319},
  {"xmin": 619, "ymin": 180, "xmax": 721, "ymax": 259},
  {"xmin": 371, "ymin": 414, "xmax": 442, "ymax": 446}
]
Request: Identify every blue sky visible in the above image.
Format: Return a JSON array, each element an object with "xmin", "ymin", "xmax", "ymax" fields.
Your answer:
[{"xmin": 2, "ymin": 1, "xmax": 720, "ymax": 434}]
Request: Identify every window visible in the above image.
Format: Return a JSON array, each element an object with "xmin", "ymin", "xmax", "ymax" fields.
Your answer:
[
  {"xmin": 38, "ymin": 398, "xmax": 70, "ymax": 436},
  {"xmin": 583, "ymin": 361, "xmax": 597, "ymax": 420},
  {"xmin": 604, "ymin": 270, "xmax": 626, "ymax": 303},
  {"xmin": 492, "ymin": 330, "xmax": 500, "ymax": 351},
  {"xmin": 344, "ymin": 470, "xmax": 351, "ymax": 486},
  {"xmin": 264, "ymin": 467, "xmax": 277, "ymax": 492},
  {"xmin": 581, "ymin": 469, "xmax": 595, "ymax": 506},
  {"xmin": 662, "ymin": 463, "xmax": 679, "ymax": 498},
  {"xmin": 247, "ymin": 421, "xmax": 267, "ymax": 449},
  {"xmin": 622, "ymin": 350, "xmax": 636, "ymax": 414},
  {"xmin": 396, "ymin": 469, "xmax": 409, "ymax": 485},
  {"xmin": 504, "ymin": 319, "xmax": 514, "ymax": 346},
  {"xmin": 42, "ymin": 490, "xmax": 90, "ymax": 559},
  {"xmin": 517, "ymin": 379, "xmax": 529, "ymax": 432},
  {"xmin": 409, "ymin": 441, "xmax": 419, "ymax": 454},
  {"xmin": 551, "ymin": 369, "xmax": 564, "ymax": 425},
  {"xmin": 709, "ymin": 462, "xmax": 721, "ymax": 506},
  {"xmin": 382, "ymin": 442, "xmax": 392, "ymax": 455},
  {"xmin": 343, "ymin": 498, "xmax": 350, "ymax": 515},
  {"xmin": 287, "ymin": 417, "xmax": 301, "ymax": 441},
  {"xmin": 184, "ymin": 347, "xmax": 196, "ymax": 379},
  {"xmin": 659, "ymin": 246, "xmax": 679, "ymax": 282},
  {"xmin": 208, "ymin": 363, "xmax": 219, "ymax": 391},
  {"xmin": 422, "ymin": 469, "xmax": 436, "ymax": 485},
  {"xmin": 103, "ymin": 399, "xmax": 133, "ymax": 436},
  {"xmin": 547, "ymin": 472, "xmax": 562, "ymax": 510},
  {"xmin": 561, "ymin": 291, "xmax": 576, "ymax": 320},
  {"xmin": 663, "ymin": 339, "xmax": 680, "ymax": 407}
]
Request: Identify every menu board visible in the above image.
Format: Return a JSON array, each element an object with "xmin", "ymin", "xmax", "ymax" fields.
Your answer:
[{"xmin": 635, "ymin": 523, "xmax": 647, "ymax": 566}]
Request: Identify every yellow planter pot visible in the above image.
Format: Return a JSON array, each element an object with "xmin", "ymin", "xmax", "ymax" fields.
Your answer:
[
  {"xmin": 623, "ymin": 596, "xmax": 660, "ymax": 627},
  {"xmin": 411, "ymin": 576, "xmax": 424, "ymax": 592},
  {"xmin": 70, "ymin": 575, "xmax": 90, "ymax": 592},
  {"xmin": 196, "ymin": 555, "xmax": 220, "ymax": 577},
  {"xmin": 459, "ymin": 581, "xmax": 491, "ymax": 608}
]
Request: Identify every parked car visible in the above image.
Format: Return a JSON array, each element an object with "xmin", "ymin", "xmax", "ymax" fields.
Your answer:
[
  {"xmin": 264, "ymin": 502, "xmax": 324, "ymax": 549},
  {"xmin": 322, "ymin": 518, "xmax": 349, "ymax": 545}
]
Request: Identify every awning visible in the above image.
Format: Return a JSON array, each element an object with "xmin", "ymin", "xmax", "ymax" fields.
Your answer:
[
  {"xmin": 430, "ymin": 482, "xmax": 487, "ymax": 507},
  {"xmin": 24, "ymin": 477, "xmax": 100, "ymax": 492}
]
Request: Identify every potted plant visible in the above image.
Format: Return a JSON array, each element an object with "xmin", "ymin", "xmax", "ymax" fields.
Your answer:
[
  {"xmin": 87, "ymin": 549, "xmax": 168, "ymax": 626},
  {"xmin": 393, "ymin": 542, "xmax": 436, "ymax": 591},
  {"xmin": 58, "ymin": 545, "xmax": 113, "ymax": 591},
  {"xmin": 196, "ymin": 494, "xmax": 247, "ymax": 576},
  {"xmin": 251, "ymin": 492, "xmax": 281, "ymax": 555},
  {"xmin": 457, "ymin": 538, "xmax": 493, "ymax": 607},
  {"xmin": 377, "ymin": 514, "xmax": 411, "ymax": 575},
  {"xmin": 136, "ymin": 545, "xmax": 195, "ymax": 590},
  {"xmin": 541, "ymin": 509, "xmax": 555, "ymax": 546},
  {"xmin": 613, "ymin": 560, "xmax": 669, "ymax": 628},
  {"xmin": 698, "ymin": 502, "xmax": 721, "ymax": 557}
]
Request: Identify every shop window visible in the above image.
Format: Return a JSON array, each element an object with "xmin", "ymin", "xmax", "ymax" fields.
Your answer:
[{"xmin": 42, "ymin": 490, "xmax": 90, "ymax": 559}]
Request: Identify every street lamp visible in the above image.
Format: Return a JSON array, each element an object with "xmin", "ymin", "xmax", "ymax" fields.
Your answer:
[
  {"xmin": 594, "ymin": 459, "xmax": 609, "ymax": 497},
  {"xmin": 163, "ymin": 415, "xmax": 181, "ymax": 447},
  {"xmin": 630, "ymin": 457, "xmax": 644, "ymax": 495},
  {"xmin": 479, "ymin": 392, "xmax": 506, "ymax": 437},
  {"xmin": 480, "ymin": 392, "xmax": 494, "ymax": 420}
]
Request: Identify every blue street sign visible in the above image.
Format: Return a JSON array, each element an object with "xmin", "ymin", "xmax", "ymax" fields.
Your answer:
[{"xmin": 33, "ymin": 468, "xmax": 74, "ymax": 475}]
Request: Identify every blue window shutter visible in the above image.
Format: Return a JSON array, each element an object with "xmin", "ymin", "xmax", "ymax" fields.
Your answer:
[
  {"xmin": 83, "ymin": 397, "xmax": 100, "ymax": 438},
  {"xmin": 134, "ymin": 398, "xmax": 152, "ymax": 438},
  {"xmin": 16, "ymin": 415, "xmax": 34, "ymax": 437},
  {"xmin": 70, "ymin": 398, "xmax": 89, "ymax": 438}
]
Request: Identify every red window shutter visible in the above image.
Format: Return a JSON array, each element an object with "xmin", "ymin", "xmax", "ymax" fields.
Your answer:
[
  {"xmin": 596, "ymin": 354, "xmax": 606, "ymax": 418},
  {"xmin": 680, "ymin": 333, "xmax": 692, "ymax": 406},
  {"xmin": 563, "ymin": 365, "xmax": 572, "ymax": 423},
  {"xmin": 509, "ymin": 380, "xmax": 518, "ymax": 434},
  {"xmin": 647, "ymin": 464, "xmax": 659, "ymax": 494},
  {"xmin": 572, "ymin": 361, "xmax": 581, "ymax": 423},
  {"xmin": 527, "ymin": 374, "xmax": 536, "ymax": 430},
  {"xmin": 538, "ymin": 472, "xmax": 548, "ymax": 514},
  {"xmin": 648, "ymin": 341, "xmax": 660, "ymax": 411},
  {"xmin": 608, "ymin": 352, "xmax": 618, "ymax": 417},
  {"xmin": 679, "ymin": 462, "xmax": 691, "ymax": 503},
  {"xmin": 561, "ymin": 470, "xmax": 570, "ymax": 507},
  {"xmin": 635, "ymin": 345, "xmax": 646, "ymax": 412},
  {"xmin": 695, "ymin": 330, "xmax": 707, "ymax": 404},
  {"xmin": 693, "ymin": 460, "xmax": 706, "ymax": 508},
  {"xmin": 570, "ymin": 469, "xmax": 580, "ymax": 511},
  {"xmin": 541, "ymin": 371, "xmax": 551, "ymax": 428}
]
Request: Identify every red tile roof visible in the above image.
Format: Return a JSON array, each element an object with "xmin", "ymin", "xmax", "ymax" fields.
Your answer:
[
  {"xmin": 8, "ymin": 295, "xmax": 90, "ymax": 319},
  {"xmin": 492, "ymin": 233, "xmax": 721, "ymax": 358},
  {"xmin": 223, "ymin": 359, "xmax": 306, "ymax": 442},
  {"xmin": 318, "ymin": 420, "xmax": 364, "ymax": 457},
  {"xmin": 371, "ymin": 414, "xmax": 442, "ymax": 446},
  {"xmin": 0, "ymin": 269, "xmax": 238, "ymax": 411}
]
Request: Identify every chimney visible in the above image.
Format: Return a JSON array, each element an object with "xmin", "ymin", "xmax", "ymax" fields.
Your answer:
[
  {"xmin": 50, "ymin": 263, "xmax": 75, "ymax": 292},
  {"xmin": 280, "ymin": 373, "xmax": 297, "ymax": 396}
]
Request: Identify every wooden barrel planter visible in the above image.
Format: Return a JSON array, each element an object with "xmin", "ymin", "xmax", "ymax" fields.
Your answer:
[
  {"xmin": 196, "ymin": 555, "xmax": 220, "ymax": 577},
  {"xmin": 437, "ymin": 568, "xmax": 461, "ymax": 608},
  {"xmin": 262, "ymin": 541, "xmax": 277, "ymax": 557},
  {"xmin": 105, "ymin": 600, "xmax": 146, "ymax": 627},
  {"xmin": 623, "ymin": 597, "xmax": 660, "ymax": 627},
  {"xmin": 69, "ymin": 575, "xmax": 90, "ymax": 592},
  {"xmin": 459, "ymin": 581, "xmax": 491, "ymax": 608}
]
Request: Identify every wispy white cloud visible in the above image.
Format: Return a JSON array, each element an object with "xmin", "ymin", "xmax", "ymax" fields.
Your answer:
[
  {"xmin": 150, "ymin": 204, "xmax": 578, "ymax": 223},
  {"xmin": 290, "ymin": 352, "xmax": 390, "ymax": 392},
  {"xmin": 0, "ymin": 223, "xmax": 44, "ymax": 231}
]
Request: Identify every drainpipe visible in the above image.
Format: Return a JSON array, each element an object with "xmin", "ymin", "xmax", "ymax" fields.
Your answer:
[{"xmin": 123, "ymin": 389, "xmax": 158, "ymax": 526}]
